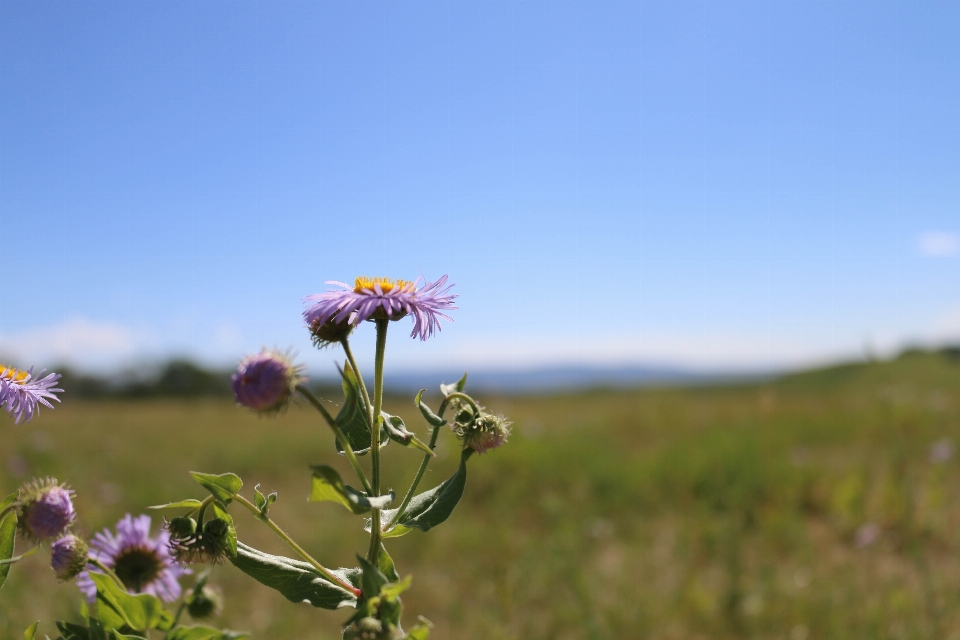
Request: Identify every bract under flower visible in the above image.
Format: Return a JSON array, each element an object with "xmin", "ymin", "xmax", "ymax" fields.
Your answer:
[
  {"xmin": 0, "ymin": 364, "xmax": 62, "ymax": 424},
  {"xmin": 303, "ymin": 275, "xmax": 457, "ymax": 341},
  {"xmin": 51, "ymin": 534, "xmax": 89, "ymax": 581},
  {"xmin": 78, "ymin": 514, "xmax": 189, "ymax": 603}
]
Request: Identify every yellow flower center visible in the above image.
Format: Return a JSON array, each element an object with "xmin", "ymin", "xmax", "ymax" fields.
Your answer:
[
  {"xmin": 353, "ymin": 277, "xmax": 415, "ymax": 294},
  {"xmin": 0, "ymin": 364, "xmax": 30, "ymax": 384}
]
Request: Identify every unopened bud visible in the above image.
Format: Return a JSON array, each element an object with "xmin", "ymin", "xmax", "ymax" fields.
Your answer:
[
  {"xmin": 17, "ymin": 478, "xmax": 76, "ymax": 541},
  {"xmin": 50, "ymin": 534, "xmax": 88, "ymax": 581}
]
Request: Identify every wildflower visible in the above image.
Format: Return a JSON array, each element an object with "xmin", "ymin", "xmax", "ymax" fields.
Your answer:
[
  {"xmin": 166, "ymin": 516, "xmax": 230, "ymax": 566},
  {"xmin": 303, "ymin": 275, "xmax": 457, "ymax": 341},
  {"xmin": 231, "ymin": 349, "xmax": 303, "ymax": 414},
  {"xmin": 17, "ymin": 477, "xmax": 76, "ymax": 541},
  {"xmin": 0, "ymin": 364, "xmax": 62, "ymax": 424},
  {"xmin": 50, "ymin": 534, "xmax": 89, "ymax": 581},
  {"xmin": 78, "ymin": 514, "xmax": 189, "ymax": 602},
  {"xmin": 452, "ymin": 411, "xmax": 511, "ymax": 454}
]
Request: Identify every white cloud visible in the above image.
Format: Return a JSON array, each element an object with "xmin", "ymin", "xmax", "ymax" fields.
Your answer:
[
  {"xmin": 917, "ymin": 231, "xmax": 959, "ymax": 257},
  {"xmin": 0, "ymin": 317, "xmax": 155, "ymax": 369}
]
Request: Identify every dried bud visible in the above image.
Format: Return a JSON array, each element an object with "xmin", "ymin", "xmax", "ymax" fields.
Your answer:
[
  {"xmin": 17, "ymin": 477, "xmax": 76, "ymax": 541},
  {"xmin": 187, "ymin": 584, "xmax": 224, "ymax": 619},
  {"xmin": 231, "ymin": 349, "xmax": 303, "ymax": 414},
  {"xmin": 50, "ymin": 534, "xmax": 89, "ymax": 581}
]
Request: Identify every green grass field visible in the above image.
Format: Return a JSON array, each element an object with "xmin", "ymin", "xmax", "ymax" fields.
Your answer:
[{"xmin": 3, "ymin": 350, "xmax": 960, "ymax": 639}]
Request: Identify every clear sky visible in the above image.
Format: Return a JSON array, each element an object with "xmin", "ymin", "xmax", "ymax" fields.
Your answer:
[{"xmin": 1, "ymin": 0, "xmax": 958, "ymax": 375}]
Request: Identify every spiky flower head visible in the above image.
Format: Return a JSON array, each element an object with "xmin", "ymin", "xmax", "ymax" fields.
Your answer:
[
  {"xmin": 303, "ymin": 275, "xmax": 457, "ymax": 342},
  {"xmin": 0, "ymin": 364, "xmax": 62, "ymax": 424},
  {"xmin": 187, "ymin": 584, "xmax": 224, "ymax": 619},
  {"xmin": 166, "ymin": 516, "xmax": 230, "ymax": 566},
  {"xmin": 51, "ymin": 534, "xmax": 89, "ymax": 581},
  {"xmin": 452, "ymin": 411, "xmax": 511, "ymax": 454},
  {"xmin": 231, "ymin": 349, "xmax": 303, "ymax": 414},
  {"xmin": 17, "ymin": 477, "xmax": 76, "ymax": 541},
  {"xmin": 78, "ymin": 514, "xmax": 189, "ymax": 603}
]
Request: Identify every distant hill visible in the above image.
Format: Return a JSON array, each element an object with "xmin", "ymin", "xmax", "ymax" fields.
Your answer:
[{"xmin": 55, "ymin": 345, "xmax": 959, "ymax": 399}]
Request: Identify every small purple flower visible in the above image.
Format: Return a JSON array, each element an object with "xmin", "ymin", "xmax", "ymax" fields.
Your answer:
[
  {"xmin": 231, "ymin": 349, "xmax": 303, "ymax": 414},
  {"xmin": 51, "ymin": 534, "xmax": 89, "ymax": 581},
  {"xmin": 303, "ymin": 275, "xmax": 457, "ymax": 341},
  {"xmin": 0, "ymin": 364, "xmax": 62, "ymax": 424},
  {"xmin": 78, "ymin": 514, "xmax": 189, "ymax": 603},
  {"xmin": 17, "ymin": 478, "xmax": 75, "ymax": 541}
]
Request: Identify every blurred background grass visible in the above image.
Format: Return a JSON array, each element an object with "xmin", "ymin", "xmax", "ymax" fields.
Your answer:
[{"xmin": 2, "ymin": 349, "xmax": 960, "ymax": 639}]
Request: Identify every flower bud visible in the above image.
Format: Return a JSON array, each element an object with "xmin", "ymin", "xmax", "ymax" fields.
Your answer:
[
  {"xmin": 342, "ymin": 617, "xmax": 383, "ymax": 640},
  {"xmin": 231, "ymin": 349, "xmax": 303, "ymax": 414},
  {"xmin": 453, "ymin": 412, "xmax": 511, "ymax": 454},
  {"xmin": 187, "ymin": 584, "xmax": 224, "ymax": 619},
  {"xmin": 167, "ymin": 516, "xmax": 230, "ymax": 566},
  {"xmin": 309, "ymin": 316, "xmax": 354, "ymax": 349},
  {"xmin": 17, "ymin": 478, "xmax": 76, "ymax": 541},
  {"xmin": 50, "ymin": 534, "xmax": 88, "ymax": 581},
  {"xmin": 167, "ymin": 516, "xmax": 197, "ymax": 538}
]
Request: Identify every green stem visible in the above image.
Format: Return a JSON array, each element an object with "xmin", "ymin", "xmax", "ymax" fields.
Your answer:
[
  {"xmin": 167, "ymin": 602, "xmax": 187, "ymax": 635},
  {"xmin": 0, "ymin": 544, "xmax": 40, "ymax": 565},
  {"xmin": 89, "ymin": 557, "xmax": 127, "ymax": 592},
  {"xmin": 233, "ymin": 494, "xmax": 360, "ymax": 597},
  {"xmin": 341, "ymin": 337, "xmax": 375, "ymax": 428},
  {"xmin": 438, "ymin": 392, "xmax": 482, "ymax": 416},
  {"xmin": 296, "ymin": 384, "xmax": 373, "ymax": 495},
  {"xmin": 386, "ymin": 421, "xmax": 444, "ymax": 529},
  {"xmin": 366, "ymin": 319, "xmax": 389, "ymax": 565}
]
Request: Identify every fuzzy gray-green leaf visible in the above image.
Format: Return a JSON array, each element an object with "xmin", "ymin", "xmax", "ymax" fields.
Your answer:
[{"xmin": 228, "ymin": 542, "xmax": 359, "ymax": 610}]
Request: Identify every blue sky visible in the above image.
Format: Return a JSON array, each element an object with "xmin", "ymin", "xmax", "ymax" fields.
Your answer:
[{"xmin": 1, "ymin": 0, "xmax": 958, "ymax": 375}]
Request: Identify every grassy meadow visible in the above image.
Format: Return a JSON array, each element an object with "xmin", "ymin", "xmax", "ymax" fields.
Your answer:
[{"xmin": 2, "ymin": 350, "xmax": 960, "ymax": 639}]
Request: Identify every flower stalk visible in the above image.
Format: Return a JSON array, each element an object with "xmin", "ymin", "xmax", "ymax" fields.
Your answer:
[
  {"xmin": 366, "ymin": 319, "xmax": 389, "ymax": 565},
  {"xmin": 233, "ymin": 494, "xmax": 360, "ymax": 597}
]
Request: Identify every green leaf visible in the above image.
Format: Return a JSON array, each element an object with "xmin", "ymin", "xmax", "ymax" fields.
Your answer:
[
  {"xmin": 228, "ymin": 542, "xmax": 359, "ymax": 610},
  {"xmin": 405, "ymin": 624, "xmax": 432, "ymax": 640},
  {"xmin": 377, "ymin": 544, "xmax": 400, "ymax": 583},
  {"xmin": 109, "ymin": 632, "xmax": 147, "ymax": 640},
  {"xmin": 380, "ymin": 524, "xmax": 413, "ymax": 539},
  {"xmin": 439, "ymin": 373, "xmax": 467, "ymax": 397},
  {"xmin": 189, "ymin": 472, "xmax": 242, "ymax": 504},
  {"xmin": 356, "ymin": 555, "xmax": 388, "ymax": 600},
  {"xmin": 145, "ymin": 499, "xmax": 203, "ymax": 511},
  {"xmin": 0, "ymin": 492, "xmax": 19, "ymax": 591},
  {"xmin": 415, "ymin": 390, "xmax": 446, "ymax": 427},
  {"xmin": 310, "ymin": 465, "xmax": 393, "ymax": 515},
  {"xmin": 23, "ymin": 622, "xmax": 39, "ymax": 640},
  {"xmin": 166, "ymin": 626, "xmax": 249, "ymax": 640},
  {"xmin": 376, "ymin": 449, "xmax": 472, "ymax": 536},
  {"xmin": 380, "ymin": 575, "xmax": 412, "ymax": 599},
  {"xmin": 209, "ymin": 503, "xmax": 238, "ymax": 558},
  {"xmin": 335, "ymin": 362, "xmax": 389, "ymax": 456},
  {"xmin": 89, "ymin": 573, "xmax": 172, "ymax": 632},
  {"xmin": 253, "ymin": 484, "xmax": 276, "ymax": 516},
  {"xmin": 56, "ymin": 621, "xmax": 93, "ymax": 640},
  {"xmin": 381, "ymin": 412, "xmax": 434, "ymax": 456}
]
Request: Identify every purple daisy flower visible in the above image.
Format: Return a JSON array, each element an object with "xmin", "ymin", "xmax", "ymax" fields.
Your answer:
[
  {"xmin": 231, "ymin": 349, "xmax": 303, "ymax": 413},
  {"xmin": 303, "ymin": 275, "xmax": 457, "ymax": 341},
  {"xmin": 78, "ymin": 514, "xmax": 189, "ymax": 603},
  {"xmin": 0, "ymin": 364, "xmax": 63, "ymax": 424}
]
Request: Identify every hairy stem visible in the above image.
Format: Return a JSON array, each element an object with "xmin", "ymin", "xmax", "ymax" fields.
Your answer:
[
  {"xmin": 341, "ymin": 337, "xmax": 374, "ymax": 428},
  {"xmin": 296, "ymin": 384, "xmax": 373, "ymax": 495},
  {"xmin": 366, "ymin": 319, "xmax": 389, "ymax": 565},
  {"xmin": 386, "ymin": 421, "xmax": 444, "ymax": 529},
  {"xmin": 234, "ymin": 494, "xmax": 360, "ymax": 597},
  {"xmin": 438, "ymin": 391, "xmax": 482, "ymax": 416}
]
